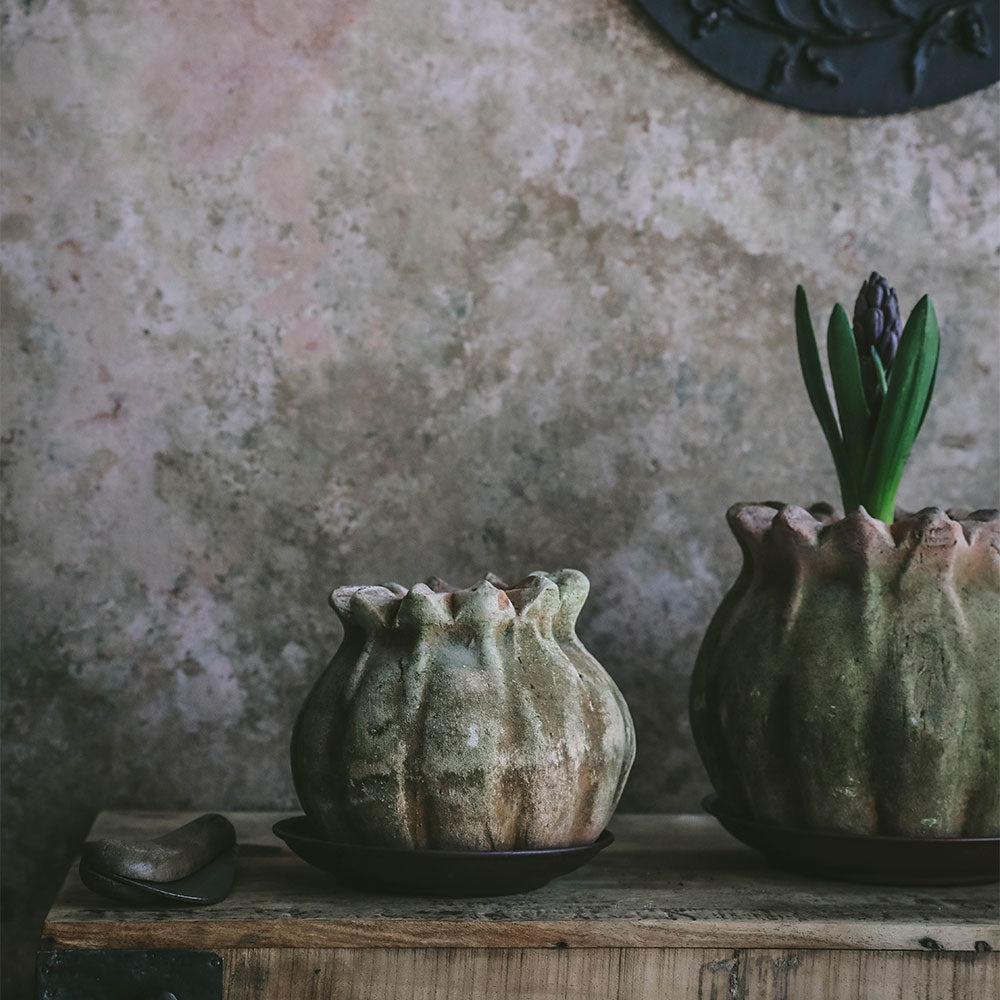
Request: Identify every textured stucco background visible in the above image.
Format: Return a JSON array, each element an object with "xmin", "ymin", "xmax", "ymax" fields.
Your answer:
[{"xmin": 2, "ymin": 0, "xmax": 998, "ymax": 993}]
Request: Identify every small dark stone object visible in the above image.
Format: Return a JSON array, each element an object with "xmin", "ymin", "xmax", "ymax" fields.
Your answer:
[
  {"xmin": 78, "ymin": 848, "xmax": 236, "ymax": 906},
  {"xmin": 82, "ymin": 813, "xmax": 236, "ymax": 883}
]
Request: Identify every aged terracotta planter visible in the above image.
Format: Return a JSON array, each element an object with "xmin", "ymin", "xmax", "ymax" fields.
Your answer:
[
  {"xmin": 292, "ymin": 570, "xmax": 635, "ymax": 851},
  {"xmin": 690, "ymin": 503, "xmax": 1000, "ymax": 839}
]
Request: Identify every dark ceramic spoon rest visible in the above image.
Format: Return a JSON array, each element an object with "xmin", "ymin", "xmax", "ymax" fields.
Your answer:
[
  {"xmin": 80, "ymin": 813, "xmax": 238, "ymax": 905},
  {"xmin": 79, "ymin": 848, "xmax": 237, "ymax": 905}
]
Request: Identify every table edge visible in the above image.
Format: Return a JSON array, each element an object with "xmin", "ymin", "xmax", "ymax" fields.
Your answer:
[{"xmin": 42, "ymin": 917, "xmax": 1000, "ymax": 952}]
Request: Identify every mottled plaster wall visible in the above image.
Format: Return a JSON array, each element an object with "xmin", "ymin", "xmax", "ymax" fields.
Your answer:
[{"xmin": 2, "ymin": 0, "xmax": 998, "ymax": 993}]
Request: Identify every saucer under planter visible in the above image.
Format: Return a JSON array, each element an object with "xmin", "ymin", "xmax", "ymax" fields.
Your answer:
[
  {"xmin": 273, "ymin": 815, "xmax": 614, "ymax": 896},
  {"xmin": 704, "ymin": 796, "xmax": 999, "ymax": 886},
  {"xmin": 690, "ymin": 504, "xmax": 999, "ymax": 862},
  {"xmin": 291, "ymin": 570, "xmax": 635, "ymax": 854}
]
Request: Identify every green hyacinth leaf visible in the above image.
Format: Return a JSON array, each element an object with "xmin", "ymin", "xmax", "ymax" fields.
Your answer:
[
  {"xmin": 795, "ymin": 286, "xmax": 854, "ymax": 511},
  {"xmin": 827, "ymin": 303, "xmax": 870, "ymax": 508},
  {"xmin": 861, "ymin": 295, "xmax": 940, "ymax": 522},
  {"xmin": 870, "ymin": 346, "xmax": 888, "ymax": 399},
  {"xmin": 915, "ymin": 331, "xmax": 939, "ymax": 438}
]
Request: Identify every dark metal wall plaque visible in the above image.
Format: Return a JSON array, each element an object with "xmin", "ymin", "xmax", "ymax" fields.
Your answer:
[{"xmin": 635, "ymin": 1, "xmax": 999, "ymax": 115}]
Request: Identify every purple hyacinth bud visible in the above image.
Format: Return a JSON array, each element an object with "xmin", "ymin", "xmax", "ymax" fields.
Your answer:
[{"xmin": 853, "ymin": 272, "xmax": 902, "ymax": 418}]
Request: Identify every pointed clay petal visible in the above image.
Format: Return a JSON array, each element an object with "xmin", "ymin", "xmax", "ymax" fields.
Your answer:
[
  {"xmin": 396, "ymin": 583, "xmax": 454, "ymax": 629},
  {"xmin": 961, "ymin": 510, "xmax": 1000, "ymax": 545},
  {"xmin": 892, "ymin": 508, "xmax": 967, "ymax": 582},
  {"xmin": 962, "ymin": 513, "xmax": 1000, "ymax": 546},
  {"xmin": 553, "ymin": 569, "xmax": 589, "ymax": 635},
  {"xmin": 807, "ymin": 501, "xmax": 837, "ymax": 524},
  {"xmin": 967, "ymin": 508, "xmax": 1000, "ymax": 521},
  {"xmin": 512, "ymin": 572, "xmax": 562, "ymax": 629},
  {"xmin": 891, "ymin": 508, "xmax": 966, "ymax": 550},
  {"xmin": 957, "ymin": 512, "xmax": 1000, "ymax": 589},
  {"xmin": 349, "ymin": 586, "xmax": 404, "ymax": 632},
  {"xmin": 726, "ymin": 504, "xmax": 784, "ymax": 574},
  {"xmin": 770, "ymin": 504, "xmax": 822, "ymax": 549},
  {"xmin": 329, "ymin": 586, "xmax": 362, "ymax": 623},
  {"xmin": 450, "ymin": 579, "xmax": 516, "ymax": 626},
  {"xmin": 727, "ymin": 503, "xmax": 780, "ymax": 547},
  {"xmin": 819, "ymin": 506, "xmax": 895, "ymax": 562}
]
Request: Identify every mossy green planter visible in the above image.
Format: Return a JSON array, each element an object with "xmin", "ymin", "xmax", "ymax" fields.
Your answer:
[
  {"xmin": 292, "ymin": 570, "xmax": 635, "ymax": 851},
  {"xmin": 690, "ymin": 503, "xmax": 1000, "ymax": 839}
]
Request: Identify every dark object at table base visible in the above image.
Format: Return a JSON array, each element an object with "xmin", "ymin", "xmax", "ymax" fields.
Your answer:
[
  {"xmin": 36, "ymin": 949, "xmax": 223, "ymax": 1000},
  {"xmin": 272, "ymin": 816, "xmax": 613, "ymax": 896},
  {"xmin": 704, "ymin": 795, "xmax": 1000, "ymax": 886},
  {"xmin": 635, "ymin": 1, "xmax": 1000, "ymax": 116}
]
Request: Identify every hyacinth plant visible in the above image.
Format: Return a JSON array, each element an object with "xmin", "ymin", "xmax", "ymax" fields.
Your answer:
[{"xmin": 794, "ymin": 273, "xmax": 940, "ymax": 524}]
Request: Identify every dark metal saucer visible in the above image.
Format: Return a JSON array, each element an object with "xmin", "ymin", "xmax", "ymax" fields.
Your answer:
[
  {"xmin": 704, "ymin": 795, "xmax": 1000, "ymax": 886},
  {"xmin": 272, "ymin": 816, "xmax": 613, "ymax": 896}
]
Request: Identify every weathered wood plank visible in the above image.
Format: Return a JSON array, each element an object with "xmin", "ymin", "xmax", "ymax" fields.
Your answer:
[
  {"xmin": 217, "ymin": 947, "xmax": 733, "ymax": 1000},
  {"xmin": 735, "ymin": 948, "xmax": 1000, "ymax": 1000},
  {"xmin": 212, "ymin": 947, "xmax": 1000, "ymax": 1000},
  {"xmin": 43, "ymin": 812, "xmax": 999, "ymax": 952},
  {"xmin": 41, "ymin": 916, "xmax": 1000, "ymax": 953}
]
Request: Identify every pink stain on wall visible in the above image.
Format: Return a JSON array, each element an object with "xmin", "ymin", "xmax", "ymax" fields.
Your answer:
[
  {"xmin": 282, "ymin": 312, "xmax": 334, "ymax": 358},
  {"xmin": 251, "ymin": 144, "xmax": 335, "ymax": 361},
  {"xmin": 136, "ymin": 0, "xmax": 367, "ymax": 169},
  {"xmin": 131, "ymin": 1, "xmax": 364, "ymax": 360}
]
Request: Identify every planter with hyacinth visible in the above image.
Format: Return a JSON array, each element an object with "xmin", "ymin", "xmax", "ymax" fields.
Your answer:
[{"xmin": 689, "ymin": 274, "xmax": 999, "ymax": 882}]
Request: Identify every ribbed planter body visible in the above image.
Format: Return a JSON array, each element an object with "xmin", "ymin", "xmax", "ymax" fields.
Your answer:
[
  {"xmin": 690, "ymin": 504, "xmax": 1000, "ymax": 838},
  {"xmin": 292, "ymin": 570, "xmax": 635, "ymax": 851}
]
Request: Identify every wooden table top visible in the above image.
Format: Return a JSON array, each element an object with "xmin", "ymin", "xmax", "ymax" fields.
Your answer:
[{"xmin": 43, "ymin": 812, "xmax": 999, "ymax": 953}]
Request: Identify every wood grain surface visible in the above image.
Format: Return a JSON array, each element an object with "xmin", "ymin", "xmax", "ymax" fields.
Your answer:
[
  {"xmin": 43, "ymin": 812, "xmax": 999, "ymax": 954},
  {"xmin": 213, "ymin": 947, "xmax": 999, "ymax": 1000}
]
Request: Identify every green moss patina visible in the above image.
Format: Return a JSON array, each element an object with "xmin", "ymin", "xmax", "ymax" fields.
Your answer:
[
  {"xmin": 690, "ymin": 503, "xmax": 1000, "ymax": 838},
  {"xmin": 291, "ymin": 570, "xmax": 635, "ymax": 851}
]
